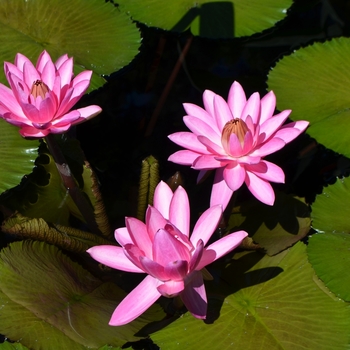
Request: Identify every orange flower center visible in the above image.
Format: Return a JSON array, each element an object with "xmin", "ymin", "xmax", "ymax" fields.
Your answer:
[
  {"xmin": 221, "ymin": 118, "xmax": 249, "ymax": 148},
  {"xmin": 30, "ymin": 80, "xmax": 49, "ymax": 99}
]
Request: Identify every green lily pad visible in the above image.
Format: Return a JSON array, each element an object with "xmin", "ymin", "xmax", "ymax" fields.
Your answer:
[
  {"xmin": 0, "ymin": 118, "xmax": 38, "ymax": 194},
  {"xmin": 267, "ymin": 37, "xmax": 350, "ymax": 158},
  {"xmin": 151, "ymin": 242, "xmax": 350, "ymax": 349},
  {"xmin": 311, "ymin": 177, "xmax": 350, "ymax": 233},
  {"xmin": 0, "ymin": 0, "xmax": 141, "ymax": 91},
  {"xmin": 228, "ymin": 191, "xmax": 311, "ymax": 255},
  {"xmin": 117, "ymin": 0, "xmax": 293, "ymax": 38},
  {"xmin": 0, "ymin": 342, "xmax": 30, "ymax": 350},
  {"xmin": 308, "ymin": 233, "xmax": 350, "ymax": 301},
  {"xmin": 0, "ymin": 241, "xmax": 164, "ymax": 349}
]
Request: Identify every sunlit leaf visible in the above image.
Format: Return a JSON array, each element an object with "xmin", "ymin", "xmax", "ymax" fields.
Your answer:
[
  {"xmin": 117, "ymin": 0, "xmax": 292, "ymax": 38},
  {"xmin": 0, "ymin": 0, "xmax": 141, "ymax": 91},
  {"xmin": 0, "ymin": 342, "xmax": 30, "ymax": 350},
  {"xmin": 152, "ymin": 243, "xmax": 350, "ymax": 349},
  {"xmin": 267, "ymin": 37, "xmax": 350, "ymax": 157}
]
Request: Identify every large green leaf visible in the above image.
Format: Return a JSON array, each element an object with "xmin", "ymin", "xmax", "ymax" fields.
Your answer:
[
  {"xmin": 267, "ymin": 37, "xmax": 350, "ymax": 157},
  {"xmin": 0, "ymin": 0, "xmax": 141, "ymax": 90},
  {"xmin": 308, "ymin": 233, "xmax": 350, "ymax": 301},
  {"xmin": 151, "ymin": 243, "xmax": 350, "ymax": 349},
  {"xmin": 0, "ymin": 241, "xmax": 165, "ymax": 349},
  {"xmin": 311, "ymin": 177, "xmax": 350, "ymax": 233},
  {"xmin": 117, "ymin": 0, "xmax": 292, "ymax": 38},
  {"xmin": 228, "ymin": 191, "xmax": 311, "ymax": 255},
  {"xmin": 0, "ymin": 118, "xmax": 38, "ymax": 194},
  {"xmin": 0, "ymin": 343, "xmax": 29, "ymax": 350}
]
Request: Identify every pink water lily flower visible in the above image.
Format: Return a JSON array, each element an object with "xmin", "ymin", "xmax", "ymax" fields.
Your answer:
[
  {"xmin": 87, "ymin": 181, "xmax": 247, "ymax": 326},
  {"xmin": 168, "ymin": 81, "xmax": 309, "ymax": 209},
  {"xmin": 0, "ymin": 50, "xmax": 101, "ymax": 137}
]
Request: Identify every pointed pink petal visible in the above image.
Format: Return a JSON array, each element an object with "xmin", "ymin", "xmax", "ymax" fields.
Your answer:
[
  {"xmin": 249, "ymin": 138, "xmax": 286, "ymax": 157},
  {"xmin": 170, "ymin": 186, "xmax": 190, "ymax": 236},
  {"xmin": 124, "ymin": 244, "xmax": 146, "ymax": 270},
  {"xmin": 197, "ymin": 135, "xmax": 224, "ymax": 155},
  {"xmin": 183, "ymin": 102, "xmax": 213, "ymax": 125},
  {"xmin": 210, "ymin": 168, "xmax": 234, "ymax": 210},
  {"xmin": 19, "ymin": 126, "xmax": 48, "ymax": 138},
  {"xmin": 227, "ymin": 133, "xmax": 243, "ymax": 157},
  {"xmin": 213, "ymin": 94, "xmax": 233, "ymax": 131},
  {"xmin": 36, "ymin": 51, "xmax": 52, "ymax": 73},
  {"xmin": 202, "ymin": 89, "xmax": 216, "ymax": 117},
  {"xmin": 153, "ymin": 229, "xmax": 191, "ymax": 265},
  {"xmin": 192, "ymin": 154, "xmax": 225, "ymax": 169},
  {"xmin": 114, "ymin": 227, "xmax": 133, "ymax": 246},
  {"xmin": 245, "ymin": 160, "xmax": 285, "ymax": 183},
  {"xmin": 273, "ymin": 121, "xmax": 309, "ymax": 143},
  {"xmin": 23, "ymin": 61, "xmax": 40, "ymax": 87},
  {"xmin": 245, "ymin": 171, "xmax": 275, "ymax": 205},
  {"xmin": 223, "ymin": 162, "xmax": 246, "ymax": 191},
  {"xmin": 14, "ymin": 53, "xmax": 32, "ymax": 72},
  {"xmin": 227, "ymin": 81, "xmax": 247, "ymax": 120},
  {"xmin": 41, "ymin": 59, "xmax": 56, "ymax": 90},
  {"xmin": 125, "ymin": 217, "xmax": 152, "ymax": 257},
  {"xmin": 87, "ymin": 245, "xmax": 144, "ymax": 273},
  {"xmin": 183, "ymin": 116, "xmax": 221, "ymax": 144},
  {"xmin": 57, "ymin": 57, "xmax": 73, "ymax": 87},
  {"xmin": 75, "ymin": 105, "xmax": 102, "ymax": 122},
  {"xmin": 181, "ymin": 271, "xmax": 207, "ymax": 319},
  {"xmin": 109, "ymin": 275, "xmax": 161, "ymax": 326},
  {"xmin": 259, "ymin": 91, "xmax": 276, "ymax": 124},
  {"xmin": 259, "ymin": 109, "xmax": 291, "ymax": 142},
  {"xmin": 196, "ymin": 230, "xmax": 248, "ymax": 270},
  {"xmin": 191, "ymin": 205, "xmax": 222, "ymax": 246},
  {"xmin": 50, "ymin": 110, "xmax": 80, "ymax": 126},
  {"xmin": 157, "ymin": 280, "xmax": 185, "ymax": 297},
  {"xmin": 0, "ymin": 83, "xmax": 25, "ymax": 118},
  {"xmin": 140, "ymin": 256, "xmax": 168, "ymax": 280},
  {"xmin": 164, "ymin": 260, "xmax": 189, "ymax": 280},
  {"xmin": 168, "ymin": 150, "xmax": 200, "ymax": 165},
  {"xmin": 189, "ymin": 240, "xmax": 204, "ymax": 271},
  {"xmin": 146, "ymin": 206, "xmax": 167, "ymax": 239},
  {"xmin": 241, "ymin": 92, "xmax": 260, "ymax": 124},
  {"xmin": 241, "ymin": 131, "xmax": 254, "ymax": 154},
  {"xmin": 168, "ymin": 132, "xmax": 210, "ymax": 154},
  {"xmin": 153, "ymin": 181, "xmax": 173, "ymax": 218},
  {"xmin": 55, "ymin": 54, "xmax": 69, "ymax": 70},
  {"xmin": 165, "ymin": 223, "xmax": 194, "ymax": 251}
]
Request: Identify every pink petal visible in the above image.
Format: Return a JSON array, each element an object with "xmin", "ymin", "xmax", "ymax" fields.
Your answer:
[
  {"xmin": 197, "ymin": 135, "xmax": 224, "ymax": 155},
  {"xmin": 170, "ymin": 186, "xmax": 190, "ymax": 237},
  {"xmin": 87, "ymin": 245, "xmax": 144, "ymax": 273},
  {"xmin": 273, "ymin": 121, "xmax": 309, "ymax": 143},
  {"xmin": 109, "ymin": 275, "xmax": 161, "ymax": 326},
  {"xmin": 183, "ymin": 116, "xmax": 221, "ymax": 144},
  {"xmin": 213, "ymin": 94, "xmax": 233, "ymax": 131},
  {"xmin": 164, "ymin": 260, "xmax": 189, "ymax": 280},
  {"xmin": 223, "ymin": 162, "xmax": 246, "ymax": 191},
  {"xmin": 259, "ymin": 91, "xmax": 276, "ymax": 124},
  {"xmin": 48, "ymin": 124, "xmax": 72, "ymax": 134},
  {"xmin": 245, "ymin": 171, "xmax": 276, "ymax": 205},
  {"xmin": 249, "ymin": 138, "xmax": 286, "ymax": 157},
  {"xmin": 241, "ymin": 130, "xmax": 254, "ymax": 154},
  {"xmin": 245, "ymin": 160, "xmax": 285, "ymax": 183},
  {"xmin": 19, "ymin": 126, "xmax": 49, "ymax": 138},
  {"xmin": 259, "ymin": 109, "xmax": 291, "ymax": 142},
  {"xmin": 23, "ymin": 61, "xmax": 40, "ymax": 88},
  {"xmin": 55, "ymin": 53, "xmax": 69, "ymax": 70},
  {"xmin": 57, "ymin": 57, "xmax": 73, "ymax": 87},
  {"xmin": 227, "ymin": 81, "xmax": 247, "ymax": 119},
  {"xmin": 140, "ymin": 256, "xmax": 168, "ymax": 280},
  {"xmin": 75, "ymin": 105, "xmax": 102, "ymax": 122},
  {"xmin": 124, "ymin": 244, "xmax": 146, "ymax": 270},
  {"xmin": 226, "ymin": 133, "xmax": 243, "ymax": 157},
  {"xmin": 36, "ymin": 51, "xmax": 52, "ymax": 73},
  {"xmin": 157, "ymin": 279, "xmax": 185, "ymax": 297},
  {"xmin": 241, "ymin": 92, "xmax": 260, "ymax": 125},
  {"xmin": 51, "ymin": 110, "xmax": 80, "ymax": 126},
  {"xmin": 189, "ymin": 240, "xmax": 204, "ymax": 271},
  {"xmin": 168, "ymin": 150, "xmax": 200, "ymax": 165},
  {"xmin": 146, "ymin": 206, "xmax": 168, "ymax": 240},
  {"xmin": 183, "ymin": 102, "xmax": 213, "ymax": 126},
  {"xmin": 191, "ymin": 205, "xmax": 222, "ymax": 246},
  {"xmin": 168, "ymin": 132, "xmax": 210, "ymax": 154},
  {"xmin": 153, "ymin": 181, "xmax": 173, "ymax": 218},
  {"xmin": 114, "ymin": 227, "xmax": 133, "ymax": 246},
  {"xmin": 0, "ymin": 83, "xmax": 25, "ymax": 118},
  {"xmin": 126, "ymin": 217, "xmax": 152, "ymax": 257},
  {"xmin": 41, "ymin": 59, "xmax": 56, "ymax": 90},
  {"xmin": 210, "ymin": 167, "xmax": 234, "ymax": 210},
  {"xmin": 181, "ymin": 271, "xmax": 207, "ymax": 319},
  {"xmin": 153, "ymin": 229, "xmax": 191, "ymax": 266},
  {"xmin": 192, "ymin": 154, "xmax": 225, "ymax": 169},
  {"xmin": 202, "ymin": 89, "xmax": 216, "ymax": 117},
  {"xmin": 196, "ymin": 230, "xmax": 248, "ymax": 270},
  {"xmin": 14, "ymin": 53, "xmax": 31, "ymax": 72}
]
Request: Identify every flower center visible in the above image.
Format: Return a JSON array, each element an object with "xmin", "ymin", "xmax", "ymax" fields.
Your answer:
[
  {"xmin": 221, "ymin": 118, "xmax": 249, "ymax": 149},
  {"xmin": 30, "ymin": 80, "xmax": 49, "ymax": 99}
]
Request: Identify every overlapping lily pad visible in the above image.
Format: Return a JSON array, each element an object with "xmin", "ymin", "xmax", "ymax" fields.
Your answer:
[
  {"xmin": 0, "ymin": 0, "xmax": 141, "ymax": 91},
  {"xmin": 151, "ymin": 242, "xmax": 350, "ymax": 349},
  {"xmin": 0, "ymin": 241, "xmax": 165, "ymax": 349},
  {"xmin": 117, "ymin": 0, "xmax": 293, "ymax": 38},
  {"xmin": 267, "ymin": 37, "xmax": 350, "ymax": 157}
]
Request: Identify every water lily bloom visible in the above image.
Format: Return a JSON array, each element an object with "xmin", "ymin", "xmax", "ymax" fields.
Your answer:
[
  {"xmin": 87, "ymin": 181, "xmax": 247, "ymax": 326},
  {"xmin": 0, "ymin": 51, "xmax": 101, "ymax": 137},
  {"xmin": 168, "ymin": 81, "xmax": 309, "ymax": 208}
]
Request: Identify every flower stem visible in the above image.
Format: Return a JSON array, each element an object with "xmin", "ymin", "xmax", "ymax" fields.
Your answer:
[{"xmin": 45, "ymin": 134, "xmax": 101, "ymax": 235}]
